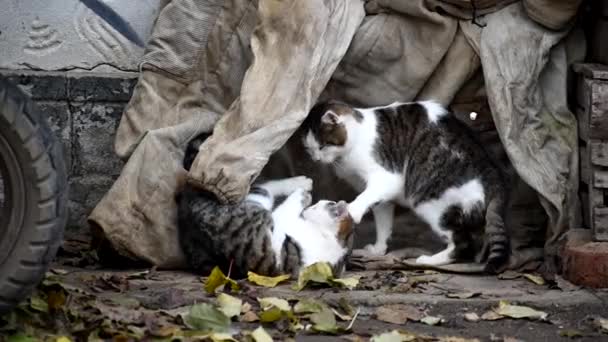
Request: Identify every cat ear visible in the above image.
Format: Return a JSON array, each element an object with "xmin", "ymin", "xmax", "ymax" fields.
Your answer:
[{"xmin": 321, "ymin": 111, "xmax": 340, "ymax": 125}]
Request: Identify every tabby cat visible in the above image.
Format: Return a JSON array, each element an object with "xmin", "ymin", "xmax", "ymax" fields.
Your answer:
[
  {"xmin": 177, "ymin": 134, "xmax": 354, "ymax": 278},
  {"xmin": 302, "ymin": 100, "xmax": 509, "ymax": 271}
]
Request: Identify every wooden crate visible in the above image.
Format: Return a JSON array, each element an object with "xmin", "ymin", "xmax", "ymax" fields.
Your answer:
[{"xmin": 575, "ymin": 63, "xmax": 608, "ymax": 241}]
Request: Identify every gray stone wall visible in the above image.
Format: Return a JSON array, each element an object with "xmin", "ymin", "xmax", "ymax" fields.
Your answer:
[{"xmin": 1, "ymin": 69, "xmax": 137, "ymax": 236}]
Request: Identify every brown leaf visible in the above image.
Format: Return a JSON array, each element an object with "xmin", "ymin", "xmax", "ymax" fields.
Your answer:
[
  {"xmin": 241, "ymin": 311, "xmax": 259, "ymax": 323},
  {"xmin": 375, "ymin": 304, "xmax": 423, "ymax": 324},
  {"xmin": 497, "ymin": 271, "xmax": 521, "ymax": 280},
  {"xmin": 481, "ymin": 311, "xmax": 503, "ymax": 321},
  {"xmin": 446, "ymin": 292, "xmax": 480, "ymax": 299},
  {"xmin": 463, "ymin": 313, "xmax": 480, "ymax": 322}
]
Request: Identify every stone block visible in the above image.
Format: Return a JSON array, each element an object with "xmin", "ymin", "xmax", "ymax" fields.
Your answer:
[
  {"xmin": 5, "ymin": 70, "xmax": 68, "ymax": 101},
  {"xmin": 36, "ymin": 101, "xmax": 71, "ymax": 170},
  {"xmin": 67, "ymin": 175, "xmax": 116, "ymax": 233},
  {"xmin": 563, "ymin": 240, "xmax": 608, "ymax": 288},
  {"xmin": 71, "ymin": 102, "xmax": 125, "ymax": 178},
  {"xmin": 68, "ymin": 73, "xmax": 137, "ymax": 102}
]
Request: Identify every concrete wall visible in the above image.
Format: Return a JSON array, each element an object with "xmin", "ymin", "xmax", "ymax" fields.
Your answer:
[{"xmin": 0, "ymin": 0, "xmax": 161, "ymax": 72}]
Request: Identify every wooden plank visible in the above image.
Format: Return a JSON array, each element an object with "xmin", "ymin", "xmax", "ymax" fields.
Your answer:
[
  {"xmin": 589, "ymin": 81, "xmax": 608, "ymax": 139},
  {"xmin": 590, "ymin": 140, "xmax": 608, "ymax": 167},
  {"xmin": 593, "ymin": 207, "xmax": 608, "ymax": 241},
  {"xmin": 581, "ymin": 187, "xmax": 590, "ymax": 228},
  {"xmin": 581, "ymin": 144, "xmax": 591, "ymax": 184},
  {"xmin": 593, "ymin": 169, "xmax": 608, "ymax": 188},
  {"xmin": 577, "ymin": 106, "xmax": 589, "ymax": 142},
  {"xmin": 576, "ymin": 74, "xmax": 591, "ymax": 111},
  {"xmin": 573, "ymin": 63, "xmax": 608, "ymax": 81}
]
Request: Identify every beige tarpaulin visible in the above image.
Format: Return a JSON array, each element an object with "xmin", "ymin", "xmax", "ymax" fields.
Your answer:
[{"xmin": 89, "ymin": 0, "xmax": 583, "ymax": 275}]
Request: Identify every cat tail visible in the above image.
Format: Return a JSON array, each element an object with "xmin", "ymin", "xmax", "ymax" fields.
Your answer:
[{"xmin": 483, "ymin": 192, "xmax": 510, "ymax": 273}]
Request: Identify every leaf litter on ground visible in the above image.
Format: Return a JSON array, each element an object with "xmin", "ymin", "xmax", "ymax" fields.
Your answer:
[
  {"xmin": 375, "ymin": 304, "xmax": 423, "ymax": 324},
  {"xmin": 183, "ymin": 303, "xmax": 231, "ymax": 333},
  {"xmin": 205, "ymin": 266, "xmax": 240, "ymax": 294},
  {"xmin": 217, "ymin": 293, "xmax": 242, "ymax": 318},
  {"xmin": 492, "ymin": 301, "xmax": 548, "ymax": 321},
  {"xmin": 293, "ymin": 262, "xmax": 359, "ymax": 291},
  {"xmin": 247, "ymin": 272, "xmax": 290, "ymax": 288}
]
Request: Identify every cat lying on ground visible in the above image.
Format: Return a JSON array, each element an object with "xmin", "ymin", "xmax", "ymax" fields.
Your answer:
[
  {"xmin": 177, "ymin": 134, "xmax": 354, "ymax": 278},
  {"xmin": 302, "ymin": 100, "xmax": 509, "ymax": 272}
]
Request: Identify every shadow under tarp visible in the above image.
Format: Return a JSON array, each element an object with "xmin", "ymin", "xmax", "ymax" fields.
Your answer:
[{"xmin": 88, "ymin": 0, "xmax": 585, "ymax": 277}]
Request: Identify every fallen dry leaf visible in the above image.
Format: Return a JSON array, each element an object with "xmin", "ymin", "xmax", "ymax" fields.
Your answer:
[
  {"xmin": 370, "ymin": 330, "xmax": 419, "ymax": 342},
  {"xmin": 250, "ymin": 326, "xmax": 273, "ymax": 342},
  {"xmin": 494, "ymin": 301, "xmax": 548, "ymax": 321},
  {"xmin": 593, "ymin": 317, "xmax": 608, "ymax": 333},
  {"xmin": 421, "ymin": 316, "xmax": 443, "ymax": 326},
  {"xmin": 446, "ymin": 292, "xmax": 480, "ymax": 299},
  {"xmin": 258, "ymin": 297, "xmax": 291, "ymax": 312},
  {"xmin": 558, "ymin": 329, "xmax": 584, "ymax": 338},
  {"xmin": 247, "ymin": 272, "xmax": 290, "ymax": 288},
  {"xmin": 205, "ymin": 267, "xmax": 239, "ymax": 294},
  {"xmin": 522, "ymin": 274, "xmax": 545, "ymax": 286},
  {"xmin": 481, "ymin": 311, "xmax": 503, "ymax": 321},
  {"xmin": 310, "ymin": 308, "xmax": 340, "ymax": 334},
  {"xmin": 463, "ymin": 313, "xmax": 480, "ymax": 322},
  {"xmin": 294, "ymin": 298, "xmax": 326, "ymax": 314},
  {"xmin": 183, "ymin": 303, "xmax": 231, "ymax": 333},
  {"xmin": 375, "ymin": 305, "xmax": 423, "ymax": 324},
  {"xmin": 241, "ymin": 311, "xmax": 259, "ymax": 323},
  {"xmin": 292, "ymin": 262, "xmax": 358, "ymax": 291},
  {"xmin": 497, "ymin": 271, "xmax": 521, "ymax": 280},
  {"xmin": 217, "ymin": 293, "xmax": 242, "ymax": 318}
]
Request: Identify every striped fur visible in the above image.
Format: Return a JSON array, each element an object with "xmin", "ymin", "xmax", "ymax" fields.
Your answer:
[{"xmin": 177, "ymin": 134, "xmax": 354, "ymax": 278}]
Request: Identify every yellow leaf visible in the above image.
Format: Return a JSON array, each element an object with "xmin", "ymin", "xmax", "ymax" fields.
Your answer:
[
  {"xmin": 330, "ymin": 276, "xmax": 360, "ymax": 290},
  {"xmin": 56, "ymin": 337, "xmax": 72, "ymax": 342},
  {"xmin": 247, "ymin": 272, "xmax": 290, "ymax": 287},
  {"xmin": 494, "ymin": 301, "xmax": 548, "ymax": 320},
  {"xmin": 204, "ymin": 266, "xmax": 239, "ymax": 294},
  {"xmin": 217, "ymin": 293, "xmax": 242, "ymax": 318},
  {"xmin": 257, "ymin": 297, "xmax": 291, "ymax": 311},
  {"xmin": 293, "ymin": 262, "xmax": 333, "ymax": 291},
  {"xmin": 250, "ymin": 326, "xmax": 273, "ymax": 342},
  {"xmin": 522, "ymin": 273, "xmax": 546, "ymax": 286}
]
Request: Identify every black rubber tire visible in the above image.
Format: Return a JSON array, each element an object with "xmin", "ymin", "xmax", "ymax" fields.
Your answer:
[{"xmin": 0, "ymin": 76, "xmax": 68, "ymax": 315}]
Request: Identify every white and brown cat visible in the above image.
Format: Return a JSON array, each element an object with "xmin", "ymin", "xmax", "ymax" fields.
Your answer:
[{"xmin": 302, "ymin": 100, "xmax": 509, "ymax": 272}]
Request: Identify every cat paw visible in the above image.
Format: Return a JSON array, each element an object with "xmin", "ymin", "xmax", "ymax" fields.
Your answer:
[
  {"xmin": 347, "ymin": 203, "xmax": 365, "ymax": 224},
  {"xmin": 288, "ymin": 176, "xmax": 313, "ymax": 193},
  {"xmin": 300, "ymin": 190, "xmax": 312, "ymax": 207},
  {"xmin": 364, "ymin": 243, "xmax": 387, "ymax": 256}
]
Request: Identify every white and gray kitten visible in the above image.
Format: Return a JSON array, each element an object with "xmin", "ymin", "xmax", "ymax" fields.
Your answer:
[{"xmin": 302, "ymin": 100, "xmax": 509, "ymax": 272}]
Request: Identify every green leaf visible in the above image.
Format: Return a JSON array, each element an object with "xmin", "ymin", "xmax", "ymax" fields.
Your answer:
[
  {"xmin": 293, "ymin": 262, "xmax": 334, "ymax": 291},
  {"xmin": 257, "ymin": 297, "xmax": 291, "ymax": 312},
  {"xmin": 293, "ymin": 298, "xmax": 327, "ymax": 314},
  {"xmin": 259, "ymin": 307, "xmax": 286, "ymax": 323},
  {"xmin": 6, "ymin": 334, "xmax": 38, "ymax": 342},
  {"xmin": 205, "ymin": 267, "xmax": 239, "ymax": 294},
  {"xmin": 217, "ymin": 293, "xmax": 242, "ymax": 318},
  {"xmin": 247, "ymin": 272, "xmax": 290, "ymax": 288},
  {"xmin": 250, "ymin": 326, "xmax": 273, "ymax": 342},
  {"xmin": 494, "ymin": 301, "xmax": 548, "ymax": 320},
  {"xmin": 370, "ymin": 330, "xmax": 418, "ymax": 342},
  {"xmin": 183, "ymin": 303, "xmax": 231, "ymax": 333},
  {"xmin": 310, "ymin": 308, "xmax": 339, "ymax": 334}
]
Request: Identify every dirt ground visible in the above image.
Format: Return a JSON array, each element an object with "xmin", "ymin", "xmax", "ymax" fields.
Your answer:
[{"xmin": 1, "ymin": 237, "xmax": 608, "ymax": 342}]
